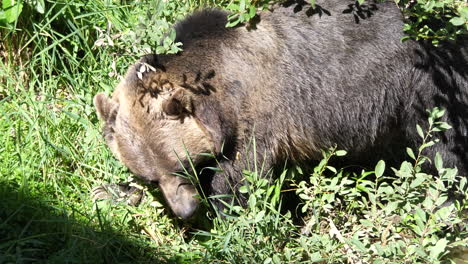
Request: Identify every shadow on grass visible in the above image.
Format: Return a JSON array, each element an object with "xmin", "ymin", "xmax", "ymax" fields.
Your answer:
[{"xmin": 0, "ymin": 185, "xmax": 181, "ymax": 264}]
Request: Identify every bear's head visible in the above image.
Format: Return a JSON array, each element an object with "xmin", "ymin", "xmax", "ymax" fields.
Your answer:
[{"xmin": 94, "ymin": 56, "xmax": 219, "ymax": 219}]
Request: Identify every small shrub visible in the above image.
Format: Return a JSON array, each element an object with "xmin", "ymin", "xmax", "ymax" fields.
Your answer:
[
  {"xmin": 93, "ymin": 1, "xmax": 205, "ymax": 60},
  {"xmin": 398, "ymin": 0, "xmax": 468, "ymax": 45},
  {"xmin": 197, "ymin": 161, "xmax": 304, "ymax": 263},
  {"xmin": 294, "ymin": 107, "xmax": 467, "ymax": 263}
]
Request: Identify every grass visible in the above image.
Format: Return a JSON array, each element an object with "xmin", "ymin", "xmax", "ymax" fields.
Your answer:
[
  {"xmin": 0, "ymin": 1, "xmax": 466, "ymax": 263},
  {"xmin": 0, "ymin": 1, "xmax": 193, "ymax": 262}
]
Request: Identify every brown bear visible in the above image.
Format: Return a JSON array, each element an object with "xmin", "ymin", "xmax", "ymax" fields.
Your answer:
[{"xmin": 94, "ymin": 0, "xmax": 468, "ymax": 219}]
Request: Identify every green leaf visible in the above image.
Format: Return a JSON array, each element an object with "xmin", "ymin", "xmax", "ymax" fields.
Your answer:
[
  {"xmin": 316, "ymin": 159, "xmax": 327, "ymax": 172},
  {"xmin": 441, "ymin": 168, "xmax": 458, "ymax": 183},
  {"xmin": 375, "ymin": 160, "xmax": 385, "ymax": 178},
  {"xmin": 309, "ymin": 252, "xmax": 322, "ymax": 262},
  {"xmin": 414, "ymin": 246, "xmax": 429, "ymax": 258},
  {"xmin": 384, "ymin": 201, "xmax": 399, "ymax": 215},
  {"xmin": 415, "ymin": 207, "xmax": 426, "ymax": 222},
  {"xmin": 412, "ymin": 224, "xmax": 423, "ymax": 236},
  {"xmin": 226, "ymin": 3, "xmax": 240, "ymax": 11},
  {"xmin": 201, "ymin": 166, "xmax": 223, "ymax": 173},
  {"xmin": 272, "ymin": 254, "xmax": 281, "ymax": 264},
  {"xmin": 419, "ymin": 141, "xmax": 435, "ymax": 151},
  {"xmin": 422, "ymin": 197, "xmax": 433, "ymax": 210},
  {"xmin": 359, "ymin": 219, "xmax": 374, "ymax": 227},
  {"xmin": 31, "ymin": 0, "xmax": 45, "ymax": 14},
  {"xmin": 429, "ymin": 239, "xmax": 448, "ymax": 260},
  {"xmin": 249, "ymin": 5, "xmax": 256, "ymax": 18},
  {"xmin": 330, "ymin": 176, "xmax": 339, "ymax": 187},
  {"xmin": 406, "ymin": 147, "xmax": 416, "ymax": 160},
  {"xmin": 309, "ymin": 0, "xmax": 316, "ymax": 8},
  {"xmin": 368, "ymin": 193, "xmax": 376, "ymax": 205},
  {"xmin": 356, "ymin": 184, "xmax": 369, "ymax": 193},
  {"xmin": 450, "ymin": 17, "xmax": 465, "ymax": 26},
  {"xmin": 410, "ymin": 175, "xmax": 426, "ymax": 188},
  {"xmin": 239, "ymin": 0, "xmax": 246, "ymax": 12},
  {"xmin": 416, "ymin": 124, "xmax": 424, "ymax": 139},
  {"xmin": 295, "ymin": 165, "xmax": 303, "ymax": 175},
  {"xmin": 459, "ymin": 6, "xmax": 468, "ymax": 18},
  {"xmin": 241, "ymin": 12, "xmax": 251, "ymax": 22},
  {"xmin": 2, "ymin": 0, "xmax": 23, "ymax": 23},
  {"xmin": 401, "ymin": 35, "xmax": 410, "ymax": 42},
  {"xmin": 425, "ymin": 0, "xmax": 435, "ymax": 11},
  {"xmin": 0, "ymin": 10, "xmax": 6, "ymax": 22},
  {"xmin": 169, "ymin": 29, "xmax": 176, "ymax": 41},
  {"xmin": 254, "ymin": 210, "xmax": 265, "ymax": 223},
  {"xmin": 258, "ymin": 178, "xmax": 268, "ymax": 188},
  {"xmin": 326, "ymin": 166, "xmax": 337, "ymax": 174},
  {"xmin": 434, "ymin": 205, "xmax": 452, "ymax": 221},
  {"xmin": 377, "ymin": 184, "xmax": 394, "ymax": 196},
  {"xmin": 434, "ymin": 152, "xmax": 443, "ymax": 172},
  {"xmin": 437, "ymin": 122, "xmax": 452, "ymax": 131},
  {"xmin": 239, "ymin": 185, "xmax": 249, "ymax": 194},
  {"xmin": 459, "ymin": 177, "xmax": 466, "ymax": 191},
  {"xmin": 335, "ymin": 150, "xmax": 347, "ymax": 156},
  {"xmin": 434, "ymin": 195, "xmax": 448, "ymax": 207},
  {"xmin": 415, "ymin": 216, "xmax": 425, "ymax": 232},
  {"xmin": 373, "ymin": 244, "xmax": 385, "ymax": 256},
  {"xmin": 248, "ymin": 195, "xmax": 257, "ymax": 208},
  {"xmin": 349, "ymin": 238, "xmax": 367, "ymax": 252},
  {"xmin": 432, "ymin": 107, "xmax": 445, "ymax": 119},
  {"xmin": 226, "ymin": 18, "xmax": 240, "ymax": 28},
  {"xmin": 299, "ymin": 193, "xmax": 310, "ymax": 201},
  {"xmin": 155, "ymin": 46, "xmax": 166, "ymax": 54}
]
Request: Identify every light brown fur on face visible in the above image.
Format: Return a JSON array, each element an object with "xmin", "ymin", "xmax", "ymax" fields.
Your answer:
[{"xmin": 94, "ymin": 64, "xmax": 216, "ymax": 219}]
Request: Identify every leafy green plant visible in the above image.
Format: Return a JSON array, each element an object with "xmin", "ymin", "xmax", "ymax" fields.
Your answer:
[
  {"xmin": 93, "ymin": 0, "xmax": 193, "ymax": 59},
  {"xmin": 397, "ymin": 0, "xmax": 467, "ymax": 45},
  {"xmin": 197, "ymin": 157, "xmax": 304, "ymax": 263},
  {"xmin": 225, "ymin": 0, "xmax": 268, "ymax": 27},
  {"xmin": 295, "ymin": 107, "xmax": 467, "ymax": 263},
  {"xmin": 0, "ymin": 0, "xmax": 24, "ymax": 25},
  {"xmin": 0, "ymin": 0, "xmax": 45, "ymax": 26}
]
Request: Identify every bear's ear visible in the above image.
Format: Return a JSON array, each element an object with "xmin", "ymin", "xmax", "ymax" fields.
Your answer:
[
  {"xmin": 162, "ymin": 88, "xmax": 193, "ymax": 117},
  {"xmin": 193, "ymin": 98, "xmax": 231, "ymax": 155},
  {"xmin": 94, "ymin": 93, "xmax": 118, "ymax": 122}
]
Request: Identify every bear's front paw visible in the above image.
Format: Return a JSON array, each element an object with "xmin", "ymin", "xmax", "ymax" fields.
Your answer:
[{"xmin": 91, "ymin": 183, "xmax": 144, "ymax": 206}]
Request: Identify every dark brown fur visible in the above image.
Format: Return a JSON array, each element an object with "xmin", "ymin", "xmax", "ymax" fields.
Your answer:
[{"xmin": 95, "ymin": 0, "xmax": 467, "ymax": 219}]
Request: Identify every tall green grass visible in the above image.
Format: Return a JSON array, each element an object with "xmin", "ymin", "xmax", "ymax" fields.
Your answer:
[
  {"xmin": 0, "ymin": 1, "xmax": 196, "ymax": 262},
  {"xmin": 1, "ymin": 1, "xmax": 466, "ymax": 263}
]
